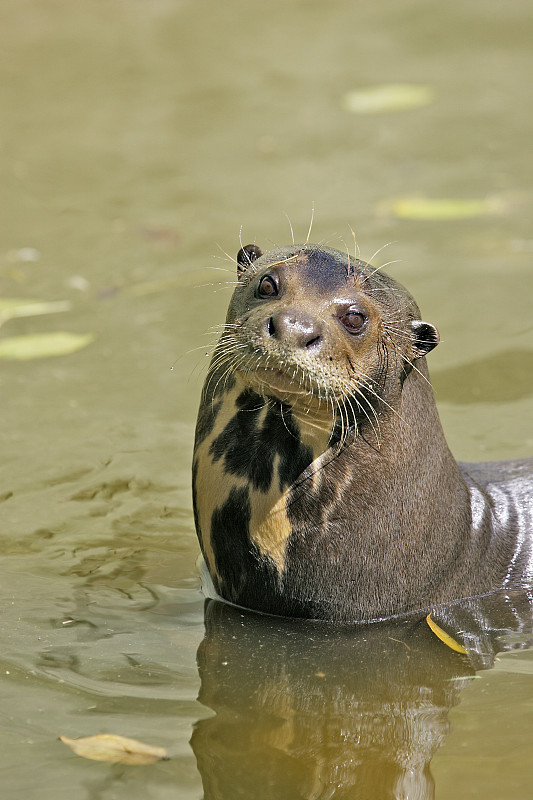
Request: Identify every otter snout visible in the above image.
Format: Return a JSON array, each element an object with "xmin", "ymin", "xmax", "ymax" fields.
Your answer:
[{"xmin": 265, "ymin": 309, "xmax": 323, "ymax": 350}]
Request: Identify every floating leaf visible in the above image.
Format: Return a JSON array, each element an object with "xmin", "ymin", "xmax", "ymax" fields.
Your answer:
[
  {"xmin": 426, "ymin": 613, "xmax": 468, "ymax": 654},
  {"xmin": 382, "ymin": 196, "xmax": 500, "ymax": 221},
  {"xmin": 60, "ymin": 734, "xmax": 168, "ymax": 765},
  {"xmin": 342, "ymin": 84, "xmax": 434, "ymax": 114},
  {"xmin": 0, "ymin": 331, "xmax": 94, "ymax": 360},
  {"xmin": 0, "ymin": 298, "xmax": 71, "ymax": 326}
]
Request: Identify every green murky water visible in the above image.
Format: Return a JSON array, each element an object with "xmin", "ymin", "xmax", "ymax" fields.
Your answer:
[{"xmin": 1, "ymin": 1, "xmax": 533, "ymax": 797}]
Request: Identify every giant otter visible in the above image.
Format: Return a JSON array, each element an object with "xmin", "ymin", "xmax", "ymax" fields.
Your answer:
[{"xmin": 192, "ymin": 243, "xmax": 533, "ymax": 622}]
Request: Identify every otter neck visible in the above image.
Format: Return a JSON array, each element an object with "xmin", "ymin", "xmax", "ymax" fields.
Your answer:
[{"xmin": 192, "ymin": 375, "xmax": 338, "ymax": 585}]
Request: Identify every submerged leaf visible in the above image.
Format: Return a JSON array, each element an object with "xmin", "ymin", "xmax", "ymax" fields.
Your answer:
[
  {"xmin": 342, "ymin": 84, "xmax": 434, "ymax": 114},
  {"xmin": 59, "ymin": 734, "xmax": 168, "ymax": 765},
  {"xmin": 383, "ymin": 196, "xmax": 497, "ymax": 220},
  {"xmin": 0, "ymin": 331, "xmax": 94, "ymax": 360},
  {"xmin": 426, "ymin": 614, "xmax": 468, "ymax": 654},
  {"xmin": 0, "ymin": 299, "xmax": 71, "ymax": 326}
]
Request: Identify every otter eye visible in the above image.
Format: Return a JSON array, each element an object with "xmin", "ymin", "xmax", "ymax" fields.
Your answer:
[
  {"xmin": 256, "ymin": 275, "xmax": 278, "ymax": 298},
  {"xmin": 339, "ymin": 310, "xmax": 366, "ymax": 334}
]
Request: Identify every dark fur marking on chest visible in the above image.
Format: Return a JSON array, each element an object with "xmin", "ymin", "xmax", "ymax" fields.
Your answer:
[
  {"xmin": 195, "ymin": 397, "xmax": 223, "ymax": 449},
  {"xmin": 275, "ymin": 409, "xmax": 315, "ymax": 490},
  {"xmin": 210, "ymin": 486, "xmax": 280, "ymax": 605},
  {"xmin": 191, "ymin": 459, "xmax": 202, "ymax": 549},
  {"xmin": 209, "ymin": 389, "xmax": 314, "ymax": 492}
]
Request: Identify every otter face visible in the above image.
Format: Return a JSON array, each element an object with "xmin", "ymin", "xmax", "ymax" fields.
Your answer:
[{"xmin": 223, "ymin": 244, "xmax": 439, "ymax": 418}]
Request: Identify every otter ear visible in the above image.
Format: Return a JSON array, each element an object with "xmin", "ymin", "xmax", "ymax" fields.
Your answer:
[
  {"xmin": 236, "ymin": 244, "xmax": 263, "ymax": 280},
  {"xmin": 410, "ymin": 320, "xmax": 440, "ymax": 359}
]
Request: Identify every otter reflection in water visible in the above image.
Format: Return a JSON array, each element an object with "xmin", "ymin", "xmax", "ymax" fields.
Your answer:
[{"xmin": 191, "ymin": 591, "xmax": 533, "ymax": 800}]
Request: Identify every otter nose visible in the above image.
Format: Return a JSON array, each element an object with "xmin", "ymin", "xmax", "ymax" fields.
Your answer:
[{"xmin": 266, "ymin": 309, "xmax": 323, "ymax": 349}]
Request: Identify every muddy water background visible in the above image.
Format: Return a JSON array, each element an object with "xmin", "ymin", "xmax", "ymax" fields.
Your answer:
[{"xmin": 1, "ymin": 1, "xmax": 533, "ymax": 798}]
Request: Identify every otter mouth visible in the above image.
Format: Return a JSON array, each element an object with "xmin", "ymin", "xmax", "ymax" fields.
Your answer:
[{"xmin": 237, "ymin": 367, "xmax": 311, "ymax": 400}]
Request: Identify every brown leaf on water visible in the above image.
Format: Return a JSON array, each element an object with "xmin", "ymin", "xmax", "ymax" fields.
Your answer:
[
  {"xmin": 426, "ymin": 614, "xmax": 468, "ymax": 655},
  {"xmin": 59, "ymin": 734, "xmax": 168, "ymax": 765}
]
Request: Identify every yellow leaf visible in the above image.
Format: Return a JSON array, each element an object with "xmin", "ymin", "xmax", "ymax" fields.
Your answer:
[
  {"xmin": 0, "ymin": 332, "xmax": 94, "ymax": 360},
  {"xmin": 426, "ymin": 614, "xmax": 468, "ymax": 654},
  {"xmin": 384, "ymin": 196, "xmax": 495, "ymax": 221},
  {"xmin": 59, "ymin": 734, "xmax": 168, "ymax": 765},
  {"xmin": 341, "ymin": 84, "xmax": 434, "ymax": 114},
  {"xmin": 0, "ymin": 299, "xmax": 71, "ymax": 325}
]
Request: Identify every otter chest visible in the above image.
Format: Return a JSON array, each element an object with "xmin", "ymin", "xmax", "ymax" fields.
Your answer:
[{"xmin": 192, "ymin": 384, "xmax": 330, "ymax": 592}]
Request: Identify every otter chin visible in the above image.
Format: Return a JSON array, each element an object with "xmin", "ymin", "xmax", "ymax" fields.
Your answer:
[
  {"xmin": 191, "ymin": 242, "xmax": 533, "ymax": 622},
  {"xmin": 239, "ymin": 368, "xmax": 310, "ymax": 400}
]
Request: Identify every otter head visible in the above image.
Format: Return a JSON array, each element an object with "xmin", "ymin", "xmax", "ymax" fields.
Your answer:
[{"xmin": 223, "ymin": 243, "xmax": 439, "ymax": 434}]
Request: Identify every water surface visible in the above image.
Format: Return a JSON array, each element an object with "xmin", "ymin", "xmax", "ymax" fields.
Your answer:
[{"xmin": 1, "ymin": 1, "xmax": 533, "ymax": 798}]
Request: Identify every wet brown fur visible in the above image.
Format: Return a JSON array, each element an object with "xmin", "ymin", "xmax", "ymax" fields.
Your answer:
[{"xmin": 192, "ymin": 244, "xmax": 533, "ymax": 621}]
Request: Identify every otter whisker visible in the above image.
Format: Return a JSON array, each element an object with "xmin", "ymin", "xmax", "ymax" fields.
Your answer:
[
  {"xmin": 345, "ymin": 392, "xmax": 371, "ymax": 447},
  {"xmin": 178, "ymin": 342, "xmax": 219, "ymax": 362},
  {"xmin": 238, "ymin": 225, "xmax": 245, "ymax": 254},
  {"xmin": 305, "ymin": 202, "xmax": 315, "ymax": 248},
  {"xmin": 335, "ymin": 397, "xmax": 346, "ymax": 448},
  {"xmin": 203, "ymin": 284, "xmax": 241, "ymax": 293},
  {"xmin": 206, "ymin": 343, "xmax": 248, "ymax": 366},
  {"xmin": 349, "ymin": 226, "xmax": 360, "ymax": 260},
  {"xmin": 338, "ymin": 397, "xmax": 352, "ymax": 448},
  {"xmin": 346, "ymin": 226, "xmax": 361, "ymax": 282},
  {"xmin": 203, "ymin": 346, "xmax": 244, "ymax": 364},
  {"xmin": 203, "ymin": 265, "xmax": 242, "ymax": 276},
  {"xmin": 279, "ymin": 402, "xmax": 301, "ymax": 442},
  {"xmin": 205, "ymin": 361, "xmax": 233, "ymax": 400},
  {"xmin": 316, "ymin": 233, "xmax": 339, "ymax": 248},
  {"xmin": 351, "ymin": 389, "xmax": 381, "ymax": 447},
  {"xmin": 206, "ymin": 325, "xmax": 242, "ymax": 335},
  {"xmin": 366, "ymin": 286, "xmax": 413, "ymax": 295},
  {"xmin": 362, "ymin": 260, "xmax": 404, "ymax": 285},
  {"xmin": 345, "ymin": 355, "xmax": 409, "ymax": 428},
  {"xmin": 216, "ymin": 243, "xmax": 239, "ymax": 266},
  {"xmin": 400, "ymin": 354, "xmax": 433, "ymax": 387},
  {"xmin": 382, "ymin": 324, "xmax": 416, "ymax": 340},
  {"xmin": 382, "ymin": 330, "xmax": 434, "ymax": 389},
  {"xmin": 205, "ymin": 366, "xmax": 233, "ymax": 407},
  {"xmin": 284, "ymin": 212, "xmax": 296, "ymax": 247},
  {"xmin": 364, "ymin": 240, "xmax": 396, "ymax": 267},
  {"xmin": 337, "ymin": 374, "xmax": 381, "ymax": 447},
  {"xmin": 205, "ymin": 352, "xmax": 247, "ymax": 376}
]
